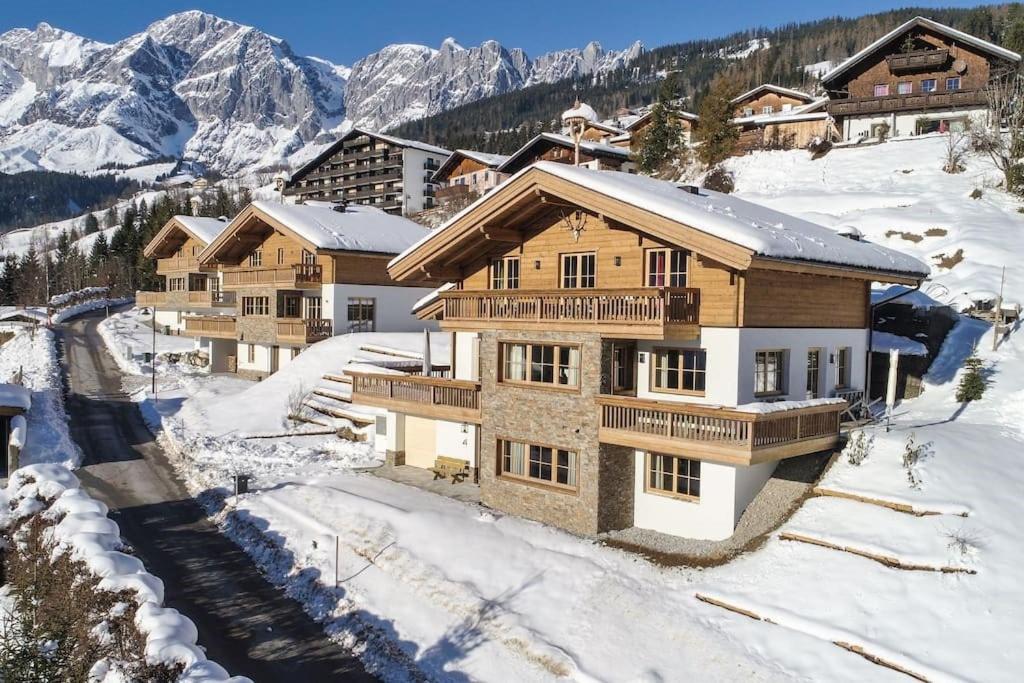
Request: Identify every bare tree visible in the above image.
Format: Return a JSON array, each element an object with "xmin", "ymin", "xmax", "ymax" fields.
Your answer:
[{"xmin": 970, "ymin": 72, "xmax": 1024, "ymax": 192}]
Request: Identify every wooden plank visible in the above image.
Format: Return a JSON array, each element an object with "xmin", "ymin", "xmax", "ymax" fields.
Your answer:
[{"xmin": 779, "ymin": 532, "xmax": 976, "ymax": 574}]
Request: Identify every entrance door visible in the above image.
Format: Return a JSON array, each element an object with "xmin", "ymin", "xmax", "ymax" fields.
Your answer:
[
  {"xmin": 404, "ymin": 416, "xmax": 437, "ymax": 468},
  {"xmin": 270, "ymin": 346, "xmax": 280, "ymax": 374},
  {"xmin": 611, "ymin": 342, "xmax": 637, "ymax": 395}
]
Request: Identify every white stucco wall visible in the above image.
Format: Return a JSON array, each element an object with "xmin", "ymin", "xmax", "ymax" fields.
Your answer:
[
  {"xmin": 636, "ymin": 327, "xmax": 741, "ymax": 406},
  {"xmin": 843, "ymin": 107, "xmax": 986, "ymax": 140},
  {"xmin": 453, "ymin": 331, "xmax": 479, "ymax": 381},
  {"xmin": 322, "ymin": 284, "xmax": 438, "ymax": 335},
  {"xmin": 236, "ymin": 342, "xmax": 272, "ymax": 374},
  {"xmin": 402, "ymin": 149, "xmax": 447, "ymax": 214},
  {"xmin": 632, "ymin": 453, "xmax": 739, "ymax": 540},
  {"xmin": 154, "ymin": 309, "xmax": 183, "ymax": 334},
  {"xmin": 436, "ymin": 420, "xmax": 477, "ymax": 466}
]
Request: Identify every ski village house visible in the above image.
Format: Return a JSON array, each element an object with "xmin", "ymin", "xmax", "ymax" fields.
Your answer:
[
  {"xmin": 431, "ymin": 149, "xmax": 510, "ymax": 207},
  {"xmin": 352, "ymin": 162, "xmax": 929, "ymax": 540},
  {"xmin": 282, "ymin": 128, "xmax": 450, "ymax": 215},
  {"xmin": 139, "ymin": 201, "xmax": 436, "ymax": 380},
  {"xmin": 823, "ymin": 16, "xmax": 1021, "ymax": 140}
]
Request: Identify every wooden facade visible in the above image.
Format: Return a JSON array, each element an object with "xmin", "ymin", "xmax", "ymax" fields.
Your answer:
[
  {"xmin": 139, "ymin": 218, "xmax": 226, "ymax": 312},
  {"xmin": 733, "ymin": 86, "xmax": 814, "ymax": 117}
]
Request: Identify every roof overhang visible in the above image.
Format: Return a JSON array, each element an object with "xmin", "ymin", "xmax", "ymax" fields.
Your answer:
[
  {"xmin": 432, "ymin": 150, "xmax": 492, "ymax": 183},
  {"xmin": 143, "ymin": 217, "xmax": 209, "ymax": 259},
  {"xmin": 732, "ymin": 84, "xmax": 815, "ymax": 106},
  {"xmin": 197, "ymin": 204, "xmax": 322, "ymax": 266},
  {"xmin": 497, "ymin": 134, "xmax": 630, "ymax": 174}
]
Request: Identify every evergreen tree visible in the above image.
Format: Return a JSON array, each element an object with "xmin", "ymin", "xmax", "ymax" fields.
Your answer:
[
  {"xmin": 104, "ymin": 206, "xmax": 118, "ymax": 228},
  {"xmin": 696, "ymin": 76, "xmax": 741, "ymax": 168},
  {"xmin": 956, "ymin": 353, "xmax": 987, "ymax": 402},
  {"xmin": 15, "ymin": 246, "xmax": 46, "ymax": 305},
  {"xmin": 83, "ymin": 212, "xmax": 100, "ymax": 235},
  {"xmin": 88, "ymin": 232, "xmax": 110, "ymax": 279},
  {"xmin": 635, "ymin": 75, "xmax": 686, "ymax": 176}
]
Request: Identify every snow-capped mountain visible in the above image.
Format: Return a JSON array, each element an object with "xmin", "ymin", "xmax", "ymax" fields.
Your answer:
[{"xmin": 0, "ymin": 11, "xmax": 642, "ymax": 175}]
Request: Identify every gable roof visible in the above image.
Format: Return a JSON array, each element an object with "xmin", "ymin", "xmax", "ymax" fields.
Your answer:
[
  {"xmin": 822, "ymin": 16, "xmax": 1022, "ymax": 85},
  {"xmin": 625, "ymin": 108, "xmax": 699, "ymax": 132},
  {"xmin": 199, "ymin": 200, "xmax": 431, "ymax": 265},
  {"xmin": 432, "ymin": 149, "xmax": 510, "ymax": 183},
  {"xmin": 288, "ymin": 127, "xmax": 451, "ymax": 185},
  {"xmin": 732, "ymin": 84, "xmax": 815, "ymax": 106},
  {"xmin": 143, "ymin": 215, "xmax": 229, "ymax": 259},
  {"xmin": 496, "ymin": 133, "xmax": 631, "ymax": 174},
  {"xmin": 732, "ymin": 98, "xmax": 831, "ymax": 125},
  {"xmin": 389, "ymin": 162, "xmax": 929, "ymax": 284}
]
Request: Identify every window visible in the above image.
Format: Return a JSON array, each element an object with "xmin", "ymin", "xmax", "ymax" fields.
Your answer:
[
  {"xmin": 646, "ymin": 248, "xmax": 688, "ymax": 287},
  {"xmin": 762, "ymin": 105, "xmax": 774, "ymax": 115},
  {"xmin": 498, "ymin": 439, "xmax": 578, "ymax": 490},
  {"xmin": 946, "ymin": 77, "xmax": 961, "ymax": 91},
  {"xmin": 782, "ymin": 103, "xmax": 793, "ymax": 112},
  {"xmin": 490, "ymin": 256, "xmax": 520, "ymax": 289},
  {"xmin": 301, "ymin": 249, "xmax": 317, "ymax": 265},
  {"xmin": 500, "ymin": 342, "xmax": 580, "ymax": 388},
  {"xmin": 807, "ymin": 349, "xmax": 821, "ymax": 398},
  {"xmin": 873, "ymin": 84, "xmax": 890, "ymax": 97},
  {"xmin": 248, "ymin": 249, "xmax": 263, "ymax": 267},
  {"xmin": 241, "ymin": 296, "xmax": 269, "ymax": 316},
  {"xmin": 652, "ymin": 348, "xmax": 707, "ymax": 394},
  {"xmin": 282, "ymin": 295, "xmax": 300, "ymax": 318},
  {"xmin": 246, "ymin": 344, "xmax": 255, "ymax": 364},
  {"xmin": 742, "ymin": 107, "xmax": 754, "ymax": 116},
  {"xmin": 836, "ymin": 347, "xmax": 851, "ymax": 388},
  {"xmin": 921, "ymin": 79, "xmax": 937, "ymax": 93},
  {"xmin": 168, "ymin": 277, "xmax": 186, "ymax": 291},
  {"xmin": 897, "ymin": 81, "xmax": 913, "ymax": 95},
  {"xmin": 754, "ymin": 350, "xmax": 786, "ymax": 396},
  {"xmin": 646, "ymin": 453, "xmax": 700, "ymax": 500},
  {"xmin": 304, "ymin": 296, "xmax": 322, "ymax": 320},
  {"xmin": 347, "ymin": 297, "xmax": 375, "ymax": 332},
  {"xmin": 561, "ymin": 252, "xmax": 596, "ymax": 288},
  {"xmin": 277, "ymin": 248, "xmax": 285, "ymax": 265}
]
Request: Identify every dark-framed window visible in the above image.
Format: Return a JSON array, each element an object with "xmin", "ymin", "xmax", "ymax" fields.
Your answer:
[
  {"xmin": 646, "ymin": 248, "xmax": 689, "ymax": 287},
  {"xmin": 561, "ymin": 252, "xmax": 596, "ymax": 288},
  {"xmin": 754, "ymin": 350, "xmax": 786, "ymax": 396}
]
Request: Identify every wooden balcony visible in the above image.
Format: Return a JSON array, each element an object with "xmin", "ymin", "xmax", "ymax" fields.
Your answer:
[
  {"xmin": 156, "ymin": 256, "xmax": 201, "ymax": 274},
  {"xmin": 184, "ymin": 315, "xmax": 237, "ymax": 339},
  {"xmin": 439, "ymin": 288, "xmax": 700, "ymax": 339},
  {"xmin": 222, "ymin": 264, "xmax": 323, "ymax": 289},
  {"xmin": 597, "ymin": 395, "xmax": 844, "ymax": 466},
  {"xmin": 276, "ymin": 318, "xmax": 332, "ymax": 344},
  {"xmin": 186, "ymin": 290, "xmax": 236, "ymax": 307},
  {"xmin": 828, "ymin": 89, "xmax": 986, "ymax": 116},
  {"xmin": 136, "ymin": 290, "xmax": 168, "ymax": 307},
  {"xmin": 350, "ymin": 372, "xmax": 482, "ymax": 423},
  {"xmin": 885, "ymin": 48, "xmax": 948, "ymax": 73}
]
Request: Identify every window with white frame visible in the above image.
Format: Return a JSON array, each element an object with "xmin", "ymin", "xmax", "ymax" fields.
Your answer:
[
  {"xmin": 490, "ymin": 256, "xmax": 520, "ymax": 289},
  {"xmin": 946, "ymin": 77, "xmax": 961, "ymax": 91},
  {"xmin": 304, "ymin": 296, "xmax": 322, "ymax": 320},
  {"xmin": 645, "ymin": 248, "xmax": 688, "ymax": 287},
  {"xmin": 836, "ymin": 347, "xmax": 852, "ymax": 388},
  {"xmin": 807, "ymin": 349, "xmax": 822, "ymax": 398},
  {"xmin": 561, "ymin": 252, "xmax": 596, "ymax": 288},
  {"xmin": 248, "ymin": 249, "xmax": 263, "ymax": 267},
  {"xmin": 646, "ymin": 453, "xmax": 701, "ymax": 499},
  {"xmin": 347, "ymin": 297, "xmax": 375, "ymax": 332},
  {"xmin": 246, "ymin": 344, "xmax": 256, "ymax": 364},
  {"xmin": 921, "ymin": 79, "xmax": 937, "ymax": 93},
  {"xmin": 873, "ymin": 83, "xmax": 890, "ymax": 97},
  {"xmin": 897, "ymin": 81, "xmax": 913, "ymax": 95},
  {"xmin": 500, "ymin": 341, "xmax": 580, "ymax": 388},
  {"xmin": 498, "ymin": 439, "xmax": 578, "ymax": 490},
  {"xmin": 168, "ymin": 277, "xmax": 186, "ymax": 291},
  {"xmin": 652, "ymin": 348, "xmax": 706, "ymax": 394},
  {"xmin": 754, "ymin": 350, "xmax": 786, "ymax": 396},
  {"xmin": 762, "ymin": 105, "xmax": 774, "ymax": 115}
]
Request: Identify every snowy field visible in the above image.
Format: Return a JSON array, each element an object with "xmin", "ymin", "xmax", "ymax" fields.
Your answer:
[{"xmin": 87, "ymin": 136, "xmax": 1024, "ymax": 680}]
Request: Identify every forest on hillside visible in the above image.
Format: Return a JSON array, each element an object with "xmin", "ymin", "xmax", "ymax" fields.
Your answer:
[
  {"xmin": 0, "ymin": 171, "xmax": 139, "ymax": 233},
  {"xmin": 392, "ymin": 4, "xmax": 1024, "ymax": 153}
]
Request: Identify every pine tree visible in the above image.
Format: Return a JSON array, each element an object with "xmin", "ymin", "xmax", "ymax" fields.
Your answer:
[
  {"xmin": 696, "ymin": 76, "xmax": 741, "ymax": 168},
  {"xmin": 956, "ymin": 353, "xmax": 987, "ymax": 402},
  {"xmin": 88, "ymin": 232, "xmax": 110, "ymax": 279},
  {"xmin": 635, "ymin": 75, "xmax": 686, "ymax": 176},
  {"xmin": 103, "ymin": 205, "xmax": 118, "ymax": 228},
  {"xmin": 83, "ymin": 213, "xmax": 100, "ymax": 235}
]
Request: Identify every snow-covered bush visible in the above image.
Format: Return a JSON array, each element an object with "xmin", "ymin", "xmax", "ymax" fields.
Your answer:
[
  {"xmin": 902, "ymin": 433, "xmax": 932, "ymax": 489},
  {"xmin": 844, "ymin": 430, "xmax": 874, "ymax": 466},
  {"xmin": 944, "ymin": 527, "xmax": 981, "ymax": 558}
]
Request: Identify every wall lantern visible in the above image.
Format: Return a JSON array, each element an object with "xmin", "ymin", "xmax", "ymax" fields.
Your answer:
[
  {"xmin": 614, "ymin": 256, "xmax": 622, "ymax": 267},
  {"xmin": 534, "ymin": 259, "xmax": 542, "ymax": 270}
]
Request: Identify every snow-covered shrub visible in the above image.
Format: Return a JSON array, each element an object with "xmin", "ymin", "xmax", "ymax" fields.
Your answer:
[
  {"xmin": 943, "ymin": 131, "xmax": 969, "ymax": 174},
  {"xmin": 944, "ymin": 527, "xmax": 981, "ymax": 557},
  {"xmin": 902, "ymin": 433, "xmax": 932, "ymax": 489},
  {"xmin": 702, "ymin": 166, "xmax": 734, "ymax": 194},
  {"xmin": 970, "ymin": 188, "xmax": 984, "ymax": 199},
  {"xmin": 286, "ymin": 381, "xmax": 309, "ymax": 422},
  {"xmin": 956, "ymin": 353, "xmax": 987, "ymax": 402},
  {"xmin": 845, "ymin": 430, "xmax": 874, "ymax": 466}
]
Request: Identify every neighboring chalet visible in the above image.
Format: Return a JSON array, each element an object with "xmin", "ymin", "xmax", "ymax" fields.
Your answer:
[
  {"xmin": 137, "ymin": 216, "xmax": 234, "ymax": 335},
  {"xmin": 496, "ymin": 133, "xmax": 635, "ymax": 175},
  {"xmin": 732, "ymin": 84, "xmax": 816, "ymax": 117},
  {"xmin": 822, "ymin": 16, "xmax": 1022, "ymax": 140},
  {"xmin": 283, "ymin": 128, "xmax": 451, "ymax": 215},
  {"xmin": 729, "ymin": 85, "xmax": 836, "ymax": 152},
  {"xmin": 618, "ymin": 108, "xmax": 700, "ymax": 153},
  {"xmin": 188, "ymin": 200, "xmax": 436, "ymax": 380},
  {"xmin": 431, "ymin": 149, "xmax": 509, "ymax": 207},
  {"xmin": 353, "ymin": 162, "xmax": 929, "ymax": 541}
]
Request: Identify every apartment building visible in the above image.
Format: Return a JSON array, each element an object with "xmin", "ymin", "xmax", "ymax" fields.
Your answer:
[
  {"xmin": 188, "ymin": 200, "xmax": 436, "ymax": 380},
  {"xmin": 283, "ymin": 128, "xmax": 450, "ymax": 215},
  {"xmin": 352, "ymin": 162, "xmax": 929, "ymax": 541},
  {"xmin": 823, "ymin": 16, "xmax": 1021, "ymax": 140},
  {"xmin": 137, "ymin": 215, "xmax": 234, "ymax": 336}
]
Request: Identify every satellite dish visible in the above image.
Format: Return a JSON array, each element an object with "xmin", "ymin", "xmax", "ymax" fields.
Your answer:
[{"xmin": 953, "ymin": 59, "xmax": 967, "ymax": 74}]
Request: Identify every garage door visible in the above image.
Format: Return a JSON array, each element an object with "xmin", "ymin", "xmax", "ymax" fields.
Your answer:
[{"xmin": 404, "ymin": 416, "xmax": 437, "ymax": 469}]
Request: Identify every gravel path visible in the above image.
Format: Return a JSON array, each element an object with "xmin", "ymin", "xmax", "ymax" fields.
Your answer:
[{"xmin": 599, "ymin": 452, "xmax": 836, "ymax": 566}]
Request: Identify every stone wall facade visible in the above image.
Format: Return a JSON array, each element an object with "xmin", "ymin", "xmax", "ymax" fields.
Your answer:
[
  {"xmin": 234, "ymin": 286, "xmax": 278, "ymax": 345},
  {"xmin": 477, "ymin": 330, "xmax": 634, "ymax": 536}
]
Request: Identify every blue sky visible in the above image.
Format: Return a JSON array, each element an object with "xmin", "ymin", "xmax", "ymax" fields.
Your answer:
[{"xmin": 2, "ymin": 0, "xmax": 987, "ymax": 65}]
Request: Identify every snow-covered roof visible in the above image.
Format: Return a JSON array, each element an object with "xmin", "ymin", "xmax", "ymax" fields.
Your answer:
[
  {"xmin": 497, "ymin": 133, "xmax": 631, "ymax": 173},
  {"xmin": 412, "ymin": 282, "xmax": 456, "ymax": 314},
  {"xmin": 0, "ymin": 383, "xmax": 31, "ymax": 411},
  {"xmin": 561, "ymin": 101, "xmax": 598, "ymax": 123},
  {"xmin": 872, "ymin": 331, "xmax": 929, "ymax": 356},
  {"xmin": 626, "ymin": 108, "xmax": 699, "ymax": 132},
  {"xmin": 0, "ymin": 308, "xmax": 47, "ymax": 323},
  {"xmin": 872, "ymin": 285, "xmax": 946, "ymax": 309},
  {"xmin": 248, "ymin": 200, "xmax": 430, "ymax": 254},
  {"xmin": 432, "ymin": 149, "xmax": 510, "ymax": 182},
  {"xmin": 175, "ymin": 216, "xmax": 230, "ymax": 245},
  {"xmin": 732, "ymin": 98, "xmax": 831, "ymax": 125},
  {"xmin": 732, "ymin": 84, "xmax": 815, "ymax": 105},
  {"xmin": 822, "ymin": 16, "xmax": 1022, "ymax": 85}
]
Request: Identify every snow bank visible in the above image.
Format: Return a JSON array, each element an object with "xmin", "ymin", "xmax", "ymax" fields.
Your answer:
[
  {"xmin": 52, "ymin": 297, "xmax": 132, "ymax": 324},
  {"xmin": 0, "ymin": 383, "xmax": 31, "ymax": 410},
  {"xmin": 9, "ymin": 415, "xmax": 26, "ymax": 449},
  {"xmin": 732, "ymin": 397, "xmax": 846, "ymax": 414},
  {"xmin": 49, "ymin": 285, "xmax": 109, "ymax": 307},
  {"xmin": 0, "ymin": 464, "xmax": 250, "ymax": 683}
]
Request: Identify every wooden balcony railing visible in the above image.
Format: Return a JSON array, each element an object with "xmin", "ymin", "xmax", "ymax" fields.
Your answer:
[
  {"xmin": 827, "ymin": 89, "xmax": 986, "ymax": 116},
  {"xmin": 136, "ymin": 291, "xmax": 168, "ymax": 307},
  {"xmin": 156, "ymin": 256, "xmax": 201, "ymax": 274},
  {"xmin": 276, "ymin": 318, "xmax": 332, "ymax": 344},
  {"xmin": 439, "ymin": 288, "xmax": 700, "ymax": 339},
  {"xmin": 350, "ymin": 372, "xmax": 481, "ymax": 423},
  {"xmin": 183, "ymin": 315, "xmax": 237, "ymax": 339},
  {"xmin": 885, "ymin": 48, "xmax": 948, "ymax": 73},
  {"xmin": 222, "ymin": 264, "xmax": 323, "ymax": 289},
  {"xmin": 186, "ymin": 290, "xmax": 236, "ymax": 307},
  {"xmin": 597, "ymin": 395, "xmax": 843, "ymax": 465}
]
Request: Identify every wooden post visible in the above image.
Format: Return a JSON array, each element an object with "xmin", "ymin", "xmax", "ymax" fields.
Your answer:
[{"xmin": 993, "ymin": 266, "xmax": 1005, "ymax": 351}]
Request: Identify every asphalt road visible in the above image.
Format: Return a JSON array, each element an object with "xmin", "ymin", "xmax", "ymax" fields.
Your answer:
[{"xmin": 59, "ymin": 310, "xmax": 376, "ymax": 682}]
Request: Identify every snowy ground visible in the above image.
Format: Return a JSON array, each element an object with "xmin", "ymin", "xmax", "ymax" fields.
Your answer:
[{"xmin": 93, "ymin": 137, "xmax": 1024, "ymax": 680}]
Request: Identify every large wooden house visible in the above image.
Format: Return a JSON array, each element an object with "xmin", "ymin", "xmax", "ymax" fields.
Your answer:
[
  {"xmin": 729, "ymin": 85, "xmax": 836, "ymax": 152},
  {"xmin": 822, "ymin": 16, "xmax": 1021, "ymax": 140},
  {"xmin": 351, "ymin": 162, "xmax": 929, "ymax": 541},
  {"xmin": 137, "ymin": 216, "xmax": 234, "ymax": 336},
  {"xmin": 497, "ymin": 132, "xmax": 635, "ymax": 175},
  {"xmin": 431, "ymin": 149, "xmax": 510, "ymax": 206},
  {"xmin": 187, "ymin": 200, "xmax": 436, "ymax": 380}
]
